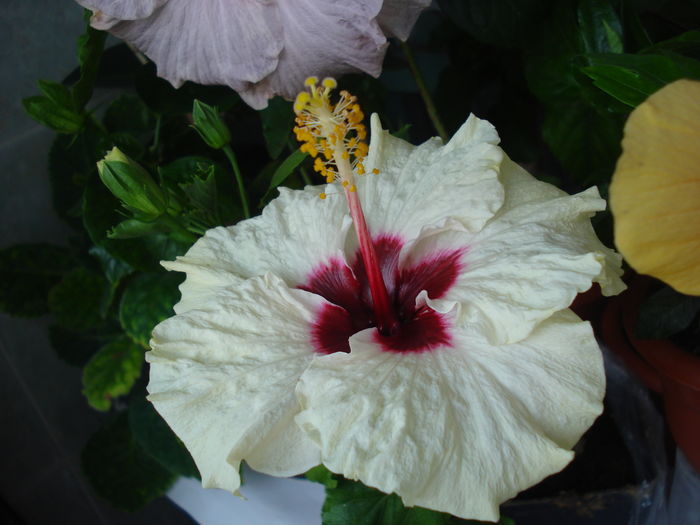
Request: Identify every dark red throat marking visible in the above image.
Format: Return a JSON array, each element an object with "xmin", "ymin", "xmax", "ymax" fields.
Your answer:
[{"xmin": 299, "ymin": 235, "xmax": 464, "ymax": 354}]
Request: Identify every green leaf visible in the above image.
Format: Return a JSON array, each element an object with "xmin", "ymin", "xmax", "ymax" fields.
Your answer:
[
  {"xmin": 436, "ymin": 0, "xmax": 551, "ymax": 47},
  {"xmin": 577, "ymin": 0, "xmax": 623, "ymax": 54},
  {"xmin": 108, "ymin": 218, "xmax": 168, "ymax": 239},
  {"xmin": 103, "ymin": 95, "xmax": 154, "ymax": 135},
  {"xmin": 128, "ymin": 395, "xmax": 199, "ymax": 479},
  {"xmin": 48, "ymin": 133, "xmax": 100, "ymax": 225},
  {"xmin": 119, "ymin": 272, "xmax": 184, "ymax": 347},
  {"xmin": 73, "ymin": 11, "xmax": 107, "ymax": 109},
  {"xmin": 636, "ymin": 286, "xmax": 700, "ymax": 340},
  {"xmin": 48, "ymin": 324, "xmax": 103, "ymax": 367},
  {"xmin": 391, "ymin": 124, "xmax": 412, "ymax": 141},
  {"xmin": 83, "ymin": 177, "xmax": 188, "ymax": 272},
  {"xmin": 135, "ymin": 63, "xmax": 240, "ymax": 116},
  {"xmin": 38, "ymin": 80, "xmax": 77, "ymax": 111},
  {"xmin": 305, "ymin": 465, "xmax": 338, "ymax": 489},
  {"xmin": 581, "ymin": 52, "xmax": 700, "ymax": 107},
  {"xmin": 263, "ymin": 149, "xmax": 307, "ymax": 201},
  {"xmin": 541, "ymin": 101, "xmax": 623, "ymax": 185},
  {"xmin": 260, "ymin": 97, "xmax": 294, "ymax": 158},
  {"xmin": 0, "ymin": 244, "xmax": 74, "ymax": 317},
  {"xmin": 89, "ymin": 245, "xmax": 133, "ymax": 285},
  {"xmin": 82, "ymin": 336, "xmax": 143, "ymax": 411},
  {"xmin": 322, "ymin": 479, "xmax": 452, "ymax": 525},
  {"xmin": 643, "ymin": 29, "xmax": 700, "ymax": 59},
  {"xmin": 23, "ymin": 95, "xmax": 84, "ymax": 134},
  {"xmin": 48, "ymin": 267, "xmax": 108, "ymax": 332},
  {"xmin": 81, "ymin": 413, "xmax": 175, "ymax": 511}
]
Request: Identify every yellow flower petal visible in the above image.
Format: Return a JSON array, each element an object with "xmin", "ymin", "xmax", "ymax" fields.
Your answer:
[{"xmin": 610, "ymin": 79, "xmax": 700, "ymax": 295}]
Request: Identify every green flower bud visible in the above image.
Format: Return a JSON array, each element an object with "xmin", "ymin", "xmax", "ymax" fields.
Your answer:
[
  {"xmin": 97, "ymin": 147, "xmax": 168, "ymax": 220},
  {"xmin": 192, "ymin": 100, "xmax": 231, "ymax": 149}
]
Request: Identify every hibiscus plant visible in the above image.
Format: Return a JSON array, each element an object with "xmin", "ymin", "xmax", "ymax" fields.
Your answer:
[{"xmin": 4, "ymin": 0, "xmax": 700, "ymax": 523}]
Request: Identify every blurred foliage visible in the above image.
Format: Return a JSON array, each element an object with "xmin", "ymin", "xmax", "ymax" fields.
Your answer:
[{"xmin": 7, "ymin": 0, "xmax": 700, "ymax": 516}]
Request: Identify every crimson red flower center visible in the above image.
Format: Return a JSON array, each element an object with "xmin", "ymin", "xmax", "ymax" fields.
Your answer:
[{"xmin": 299, "ymin": 235, "xmax": 464, "ymax": 354}]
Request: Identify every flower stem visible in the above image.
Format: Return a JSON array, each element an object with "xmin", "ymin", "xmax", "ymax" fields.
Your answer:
[
  {"xmin": 149, "ymin": 115, "xmax": 162, "ymax": 154},
  {"xmin": 400, "ymin": 40, "xmax": 448, "ymax": 142},
  {"xmin": 222, "ymin": 144, "xmax": 251, "ymax": 219}
]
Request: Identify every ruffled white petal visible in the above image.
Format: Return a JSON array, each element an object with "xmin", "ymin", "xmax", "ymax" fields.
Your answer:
[
  {"xmin": 296, "ymin": 309, "xmax": 604, "ymax": 521},
  {"xmin": 77, "ymin": 0, "xmax": 167, "ymax": 20},
  {"xmin": 360, "ymin": 114, "xmax": 504, "ymax": 242},
  {"xmin": 238, "ymin": 0, "xmax": 387, "ymax": 108},
  {"xmin": 101, "ymin": 0, "xmax": 283, "ymax": 92},
  {"xmin": 400, "ymin": 157, "xmax": 624, "ymax": 344},
  {"xmin": 376, "ymin": 0, "xmax": 431, "ymax": 40},
  {"xmin": 147, "ymin": 274, "xmax": 323, "ymax": 492},
  {"xmin": 164, "ymin": 186, "xmax": 351, "ymax": 314}
]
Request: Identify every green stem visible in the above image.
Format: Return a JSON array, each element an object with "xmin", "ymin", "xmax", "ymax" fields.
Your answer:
[
  {"xmin": 150, "ymin": 115, "xmax": 162, "ymax": 154},
  {"xmin": 400, "ymin": 41, "xmax": 448, "ymax": 142},
  {"xmin": 222, "ymin": 144, "xmax": 251, "ymax": 219}
]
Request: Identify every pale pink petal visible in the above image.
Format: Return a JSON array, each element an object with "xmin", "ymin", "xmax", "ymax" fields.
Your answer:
[
  {"xmin": 147, "ymin": 274, "xmax": 324, "ymax": 492},
  {"xmin": 377, "ymin": 0, "xmax": 431, "ymax": 40},
  {"xmin": 101, "ymin": 0, "xmax": 283, "ymax": 92},
  {"xmin": 239, "ymin": 0, "xmax": 387, "ymax": 108},
  {"xmin": 296, "ymin": 309, "xmax": 604, "ymax": 521},
  {"xmin": 76, "ymin": 0, "xmax": 168, "ymax": 20}
]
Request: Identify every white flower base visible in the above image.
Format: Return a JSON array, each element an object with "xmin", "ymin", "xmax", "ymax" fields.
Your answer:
[{"xmin": 168, "ymin": 468, "xmax": 325, "ymax": 525}]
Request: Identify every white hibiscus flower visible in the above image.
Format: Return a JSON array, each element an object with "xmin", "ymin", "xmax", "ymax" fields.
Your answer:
[
  {"xmin": 75, "ymin": 0, "xmax": 430, "ymax": 109},
  {"xmin": 147, "ymin": 79, "xmax": 624, "ymax": 521}
]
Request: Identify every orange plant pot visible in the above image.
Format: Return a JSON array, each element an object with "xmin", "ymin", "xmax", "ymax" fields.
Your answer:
[{"xmin": 600, "ymin": 278, "xmax": 700, "ymax": 473}]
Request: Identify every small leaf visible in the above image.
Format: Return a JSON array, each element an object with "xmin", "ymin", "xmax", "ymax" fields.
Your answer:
[
  {"xmin": 23, "ymin": 95, "xmax": 84, "ymax": 134},
  {"xmin": 581, "ymin": 52, "xmax": 700, "ymax": 107},
  {"xmin": 119, "ymin": 273, "xmax": 184, "ymax": 347},
  {"xmin": 82, "ymin": 336, "xmax": 143, "ymax": 411},
  {"xmin": 128, "ymin": 395, "xmax": 199, "ymax": 479},
  {"xmin": 81, "ymin": 413, "xmax": 175, "ymax": 511},
  {"xmin": 263, "ymin": 149, "xmax": 307, "ymax": 200},
  {"xmin": 83, "ymin": 177, "xmax": 188, "ymax": 272},
  {"xmin": 73, "ymin": 11, "xmax": 107, "ymax": 109},
  {"xmin": 103, "ymin": 95, "xmax": 154, "ymax": 135},
  {"xmin": 322, "ymin": 479, "xmax": 452, "ymax": 525},
  {"xmin": 48, "ymin": 133, "xmax": 100, "ymax": 225},
  {"xmin": 89, "ymin": 245, "xmax": 134, "ymax": 285},
  {"xmin": 48, "ymin": 267, "xmax": 108, "ymax": 332},
  {"xmin": 577, "ymin": 0, "xmax": 623, "ymax": 54},
  {"xmin": 0, "ymin": 244, "xmax": 74, "ymax": 317},
  {"xmin": 636, "ymin": 286, "xmax": 700, "ymax": 339},
  {"xmin": 38, "ymin": 80, "xmax": 76, "ymax": 111},
  {"xmin": 260, "ymin": 97, "xmax": 294, "ymax": 158},
  {"xmin": 305, "ymin": 465, "xmax": 338, "ymax": 489},
  {"xmin": 108, "ymin": 218, "xmax": 167, "ymax": 239}
]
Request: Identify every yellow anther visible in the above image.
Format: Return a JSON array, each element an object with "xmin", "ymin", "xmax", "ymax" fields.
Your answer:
[
  {"xmin": 349, "ymin": 185, "xmax": 356, "ymax": 192},
  {"xmin": 319, "ymin": 192, "xmax": 327, "ymax": 200},
  {"xmin": 322, "ymin": 77, "xmax": 337, "ymax": 89},
  {"xmin": 341, "ymin": 151, "xmax": 349, "ymax": 160},
  {"xmin": 372, "ymin": 168, "xmax": 380, "ymax": 175},
  {"xmin": 342, "ymin": 180, "xmax": 349, "ymax": 187},
  {"xmin": 305, "ymin": 76, "xmax": 318, "ymax": 87},
  {"xmin": 357, "ymin": 163, "xmax": 366, "ymax": 175},
  {"xmin": 314, "ymin": 158, "xmax": 325, "ymax": 172},
  {"xmin": 294, "ymin": 92, "xmax": 311, "ymax": 113},
  {"xmin": 326, "ymin": 175, "xmax": 335, "ymax": 184}
]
